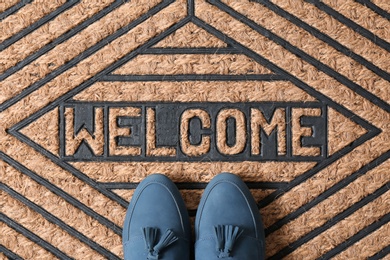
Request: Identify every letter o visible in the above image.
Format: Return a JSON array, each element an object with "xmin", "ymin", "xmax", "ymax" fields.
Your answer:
[{"xmin": 216, "ymin": 108, "xmax": 246, "ymax": 155}]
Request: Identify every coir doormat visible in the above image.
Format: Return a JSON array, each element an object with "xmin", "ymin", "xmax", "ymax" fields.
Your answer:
[{"xmin": 1, "ymin": 0, "xmax": 389, "ymax": 259}]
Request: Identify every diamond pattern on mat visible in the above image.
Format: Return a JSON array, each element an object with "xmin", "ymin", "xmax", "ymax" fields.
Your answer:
[{"xmin": 0, "ymin": 0, "xmax": 389, "ymax": 259}]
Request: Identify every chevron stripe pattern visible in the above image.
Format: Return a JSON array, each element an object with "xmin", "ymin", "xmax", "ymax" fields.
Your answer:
[{"xmin": 0, "ymin": 0, "xmax": 389, "ymax": 259}]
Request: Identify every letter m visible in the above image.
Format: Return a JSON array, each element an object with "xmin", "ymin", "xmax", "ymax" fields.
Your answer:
[{"xmin": 251, "ymin": 108, "xmax": 286, "ymax": 156}]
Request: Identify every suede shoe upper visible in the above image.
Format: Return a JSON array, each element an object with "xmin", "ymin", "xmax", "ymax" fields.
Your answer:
[
  {"xmin": 195, "ymin": 173, "xmax": 266, "ymax": 260},
  {"xmin": 123, "ymin": 174, "xmax": 191, "ymax": 260}
]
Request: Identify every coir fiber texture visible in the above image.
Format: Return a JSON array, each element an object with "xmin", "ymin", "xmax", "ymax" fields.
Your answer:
[{"xmin": 0, "ymin": 0, "xmax": 389, "ymax": 259}]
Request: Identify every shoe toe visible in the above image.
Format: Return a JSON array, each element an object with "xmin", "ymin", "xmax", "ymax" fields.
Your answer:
[
  {"xmin": 123, "ymin": 174, "xmax": 191, "ymax": 260},
  {"xmin": 195, "ymin": 173, "xmax": 265, "ymax": 260}
]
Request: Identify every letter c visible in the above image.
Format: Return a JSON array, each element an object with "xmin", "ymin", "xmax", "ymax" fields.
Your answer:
[{"xmin": 180, "ymin": 109, "xmax": 211, "ymax": 156}]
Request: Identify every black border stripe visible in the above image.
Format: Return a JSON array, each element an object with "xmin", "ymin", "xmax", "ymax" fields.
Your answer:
[
  {"xmin": 0, "ymin": 0, "xmax": 80, "ymax": 51},
  {"xmin": 0, "ymin": 151, "xmax": 123, "ymax": 235},
  {"xmin": 368, "ymin": 245, "xmax": 390, "ymax": 260},
  {"xmin": 0, "ymin": 0, "xmax": 175, "ymax": 112},
  {"xmin": 0, "ymin": 0, "xmax": 32, "ymax": 20},
  {"xmin": 210, "ymin": 0, "xmax": 390, "ymax": 113},
  {"xmin": 0, "ymin": 213, "xmax": 72, "ymax": 260},
  {"xmin": 255, "ymin": 0, "xmax": 390, "ymax": 81},
  {"xmin": 268, "ymin": 183, "xmax": 390, "ymax": 259},
  {"xmin": 0, "ymin": 0, "xmax": 125, "ymax": 82},
  {"xmin": 102, "ymin": 74, "xmax": 285, "ymax": 81},
  {"xmin": 265, "ymin": 151, "xmax": 390, "ymax": 235},
  {"xmin": 64, "ymin": 100, "xmax": 322, "ymax": 107},
  {"xmin": 305, "ymin": 0, "xmax": 390, "ymax": 52},
  {"xmin": 1, "ymin": 183, "xmax": 121, "ymax": 260},
  {"xmin": 188, "ymin": 0, "xmax": 195, "ymax": 16},
  {"xmin": 101, "ymin": 181, "xmax": 287, "ymax": 190},
  {"xmin": 144, "ymin": 47, "xmax": 241, "ymax": 54},
  {"xmin": 320, "ymin": 212, "xmax": 390, "ymax": 259},
  {"xmin": 0, "ymin": 245, "xmax": 23, "ymax": 260},
  {"xmin": 354, "ymin": 0, "xmax": 390, "ymax": 20}
]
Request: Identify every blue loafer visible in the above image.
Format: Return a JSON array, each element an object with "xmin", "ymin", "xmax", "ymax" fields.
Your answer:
[
  {"xmin": 195, "ymin": 173, "xmax": 266, "ymax": 259},
  {"xmin": 122, "ymin": 174, "xmax": 191, "ymax": 260}
]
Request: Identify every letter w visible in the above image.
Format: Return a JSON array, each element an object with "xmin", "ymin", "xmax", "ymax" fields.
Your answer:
[{"xmin": 64, "ymin": 106, "xmax": 104, "ymax": 157}]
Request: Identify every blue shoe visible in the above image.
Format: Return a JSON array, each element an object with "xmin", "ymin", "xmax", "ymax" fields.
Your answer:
[
  {"xmin": 122, "ymin": 174, "xmax": 191, "ymax": 260},
  {"xmin": 195, "ymin": 173, "xmax": 266, "ymax": 259}
]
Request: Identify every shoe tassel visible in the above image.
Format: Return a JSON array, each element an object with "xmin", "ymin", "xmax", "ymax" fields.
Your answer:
[
  {"xmin": 213, "ymin": 225, "xmax": 243, "ymax": 258},
  {"xmin": 142, "ymin": 227, "xmax": 178, "ymax": 260}
]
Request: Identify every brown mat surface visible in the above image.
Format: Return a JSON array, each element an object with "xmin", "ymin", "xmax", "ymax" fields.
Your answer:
[{"xmin": 0, "ymin": 0, "xmax": 389, "ymax": 259}]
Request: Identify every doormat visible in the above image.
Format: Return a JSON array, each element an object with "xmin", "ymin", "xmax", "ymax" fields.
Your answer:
[{"xmin": 1, "ymin": 0, "xmax": 389, "ymax": 259}]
